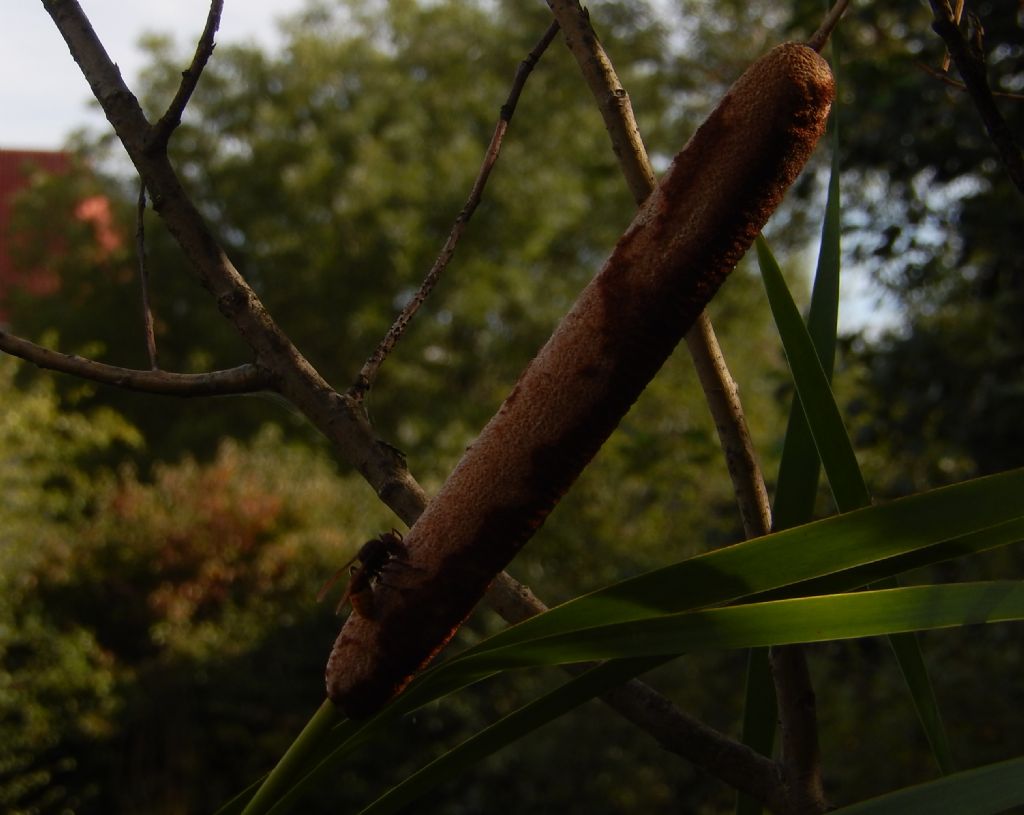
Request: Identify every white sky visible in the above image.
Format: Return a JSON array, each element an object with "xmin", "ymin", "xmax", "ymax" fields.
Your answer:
[{"xmin": 2, "ymin": 1, "xmax": 307, "ymax": 149}]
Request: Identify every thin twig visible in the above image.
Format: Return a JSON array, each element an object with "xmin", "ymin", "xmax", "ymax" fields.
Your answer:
[
  {"xmin": 351, "ymin": 20, "xmax": 562, "ymax": 398},
  {"xmin": 806, "ymin": 0, "xmax": 851, "ymax": 53},
  {"xmin": 918, "ymin": 60, "xmax": 1024, "ymax": 100},
  {"xmin": 136, "ymin": 183, "xmax": 159, "ymax": 369},
  {"xmin": 148, "ymin": 0, "xmax": 223, "ymax": 151},
  {"xmin": 686, "ymin": 317, "xmax": 773, "ymax": 539},
  {"xmin": 928, "ymin": 0, "xmax": 1024, "ymax": 195},
  {"xmin": 0, "ymin": 328, "xmax": 269, "ymax": 396}
]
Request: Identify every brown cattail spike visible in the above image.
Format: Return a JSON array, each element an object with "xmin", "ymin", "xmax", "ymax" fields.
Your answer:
[{"xmin": 327, "ymin": 42, "xmax": 834, "ymax": 718}]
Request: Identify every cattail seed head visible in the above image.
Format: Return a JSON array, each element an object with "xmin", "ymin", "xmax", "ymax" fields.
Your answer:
[{"xmin": 327, "ymin": 43, "xmax": 834, "ymax": 718}]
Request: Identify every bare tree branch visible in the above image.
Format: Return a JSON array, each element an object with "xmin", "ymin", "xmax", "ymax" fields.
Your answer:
[
  {"xmin": 940, "ymin": 0, "xmax": 965, "ymax": 72},
  {"xmin": 772, "ymin": 646, "xmax": 826, "ymax": 813},
  {"xmin": 928, "ymin": 0, "xmax": 1024, "ymax": 195},
  {"xmin": 27, "ymin": 9, "xmax": 611, "ymax": 730},
  {"xmin": 918, "ymin": 60, "xmax": 1024, "ymax": 99},
  {"xmin": 352, "ymin": 20, "xmax": 562, "ymax": 397},
  {"xmin": 687, "ymin": 316, "xmax": 773, "ymax": 538},
  {"xmin": 0, "ymin": 328, "xmax": 269, "ymax": 396},
  {"xmin": 41, "ymin": 0, "xmax": 427, "ymax": 521},
  {"xmin": 600, "ymin": 678, "xmax": 790, "ymax": 814},
  {"xmin": 35, "ymin": 8, "xmax": 552, "ymax": 714},
  {"xmin": 546, "ymin": 2, "xmax": 657, "ymax": 194},
  {"xmin": 148, "ymin": 0, "xmax": 224, "ymax": 151}
]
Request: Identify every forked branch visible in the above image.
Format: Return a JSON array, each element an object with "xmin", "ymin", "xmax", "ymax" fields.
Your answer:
[{"xmin": 148, "ymin": 0, "xmax": 224, "ymax": 151}]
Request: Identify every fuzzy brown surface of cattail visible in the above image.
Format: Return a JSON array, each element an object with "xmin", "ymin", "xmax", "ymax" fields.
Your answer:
[{"xmin": 327, "ymin": 42, "xmax": 834, "ymax": 718}]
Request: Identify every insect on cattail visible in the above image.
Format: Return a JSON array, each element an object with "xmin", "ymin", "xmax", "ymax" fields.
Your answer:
[
  {"xmin": 317, "ymin": 531, "xmax": 410, "ymax": 619},
  {"xmin": 327, "ymin": 42, "xmax": 835, "ymax": 718}
]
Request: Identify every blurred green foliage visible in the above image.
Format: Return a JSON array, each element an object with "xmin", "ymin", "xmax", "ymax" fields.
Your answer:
[
  {"xmin": 1, "ymin": 0, "xmax": 1022, "ymax": 812},
  {"xmin": 809, "ymin": 0, "xmax": 1024, "ymax": 493},
  {"xmin": 0, "ymin": 356, "xmax": 135, "ymax": 813},
  {"xmin": 0, "ymin": 361, "xmax": 397, "ymax": 812}
]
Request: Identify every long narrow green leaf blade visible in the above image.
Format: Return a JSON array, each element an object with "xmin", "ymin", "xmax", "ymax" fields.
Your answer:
[
  {"xmin": 235, "ymin": 701, "xmax": 341, "ymax": 815},
  {"xmin": 223, "ymin": 471, "xmax": 1024, "ymax": 814},
  {"xmin": 829, "ymin": 756, "xmax": 1024, "ymax": 814},
  {"xmin": 454, "ymin": 583, "xmax": 1024, "ymax": 671},
  {"xmin": 342, "ymin": 579, "xmax": 1022, "ymax": 815},
  {"xmin": 742, "ymin": 112, "xmax": 846, "ymax": 815},
  {"xmin": 213, "ymin": 776, "xmax": 268, "ymax": 815},
  {"xmin": 258, "ymin": 668, "xmax": 504, "ymax": 815},
  {"xmin": 464, "ymin": 470, "xmax": 1024, "ymax": 654},
  {"xmin": 356, "ymin": 580, "xmax": 1023, "ymax": 815},
  {"xmin": 756, "ymin": 234, "xmax": 869, "ymax": 510},
  {"xmin": 748, "ymin": 516, "xmax": 1024, "ymax": 603},
  {"xmin": 887, "ymin": 631, "xmax": 954, "ymax": 772},
  {"xmin": 772, "ymin": 121, "xmax": 843, "ymax": 530},
  {"xmin": 757, "ymin": 234, "xmax": 954, "ymax": 773},
  {"xmin": 234, "ymin": 511, "xmax": 1024, "ymax": 815}
]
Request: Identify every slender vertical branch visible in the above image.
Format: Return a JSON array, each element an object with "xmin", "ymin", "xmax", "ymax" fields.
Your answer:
[
  {"xmin": 772, "ymin": 646, "xmax": 826, "ymax": 813},
  {"xmin": 686, "ymin": 316, "xmax": 772, "ymax": 538},
  {"xmin": 136, "ymin": 183, "xmax": 159, "ymax": 370}
]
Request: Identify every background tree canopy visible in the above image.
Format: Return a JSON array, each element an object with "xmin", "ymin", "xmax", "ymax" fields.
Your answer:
[{"xmin": 1, "ymin": 0, "xmax": 1021, "ymax": 813}]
